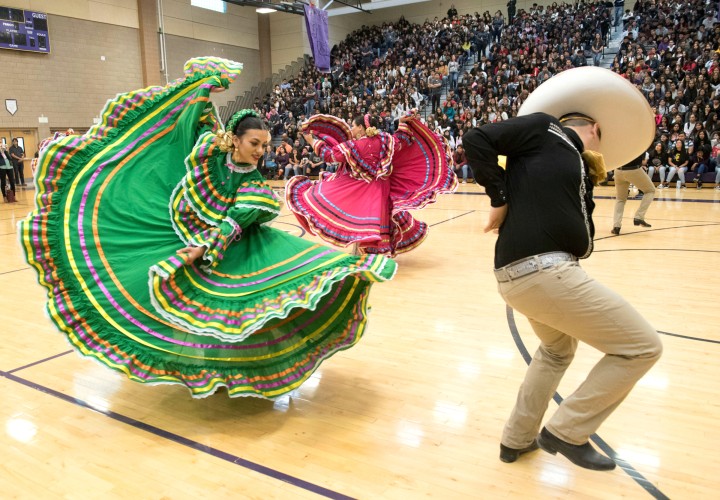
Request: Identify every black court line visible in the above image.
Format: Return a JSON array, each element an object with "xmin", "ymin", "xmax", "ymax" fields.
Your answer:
[
  {"xmin": 429, "ymin": 210, "xmax": 475, "ymax": 227},
  {"xmin": 657, "ymin": 330, "xmax": 720, "ymax": 345},
  {"xmin": 449, "ymin": 190, "xmax": 487, "ymax": 196},
  {"xmin": 595, "ymin": 223, "xmax": 720, "ymax": 241},
  {"xmin": 0, "ymin": 369, "xmax": 356, "ymax": 500},
  {"xmin": 0, "ymin": 266, "xmax": 30, "ymax": 276},
  {"xmin": 594, "ymin": 247, "xmax": 720, "ymax": 255},
  {"xmin": 505, "ymin": 305, "xmax": 670, "ymax": 500},
  {"xmin": 427, "ymin": 199, "xmax": 720, "ymax": 234},
  {"xmin": 596, "ymin": 194, "xmax": 720, "ymax": 204},
  {"xmin": 453, "ymin": 189, "xmax": 720, "ymax": 204}
]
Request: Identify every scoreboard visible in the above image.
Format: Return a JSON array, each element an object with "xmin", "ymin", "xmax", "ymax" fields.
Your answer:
[{"xmin": 0, "ymin": 6, "xmax": 49, "ymax": 54}]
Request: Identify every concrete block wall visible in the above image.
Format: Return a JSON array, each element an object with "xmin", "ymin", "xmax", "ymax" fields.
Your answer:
[
  {"xmin": 270, "ymin": 12, "xmax": 306, "ymax": 75},
  {"xmin": 0, "ymin": 0, "xmax": 263, "ymax": 131},
  {"xmin": 162, "ymin": 0, "xmax": 258, "ymax": 49},
  {"xmin": 164, "ymin": 34, "xmax": 260, "ymax": 113}
]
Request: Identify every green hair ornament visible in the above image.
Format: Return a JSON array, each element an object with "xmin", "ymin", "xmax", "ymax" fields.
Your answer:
[
  {"xmin": 226, "ymin": 109, "xmax": 259, "ymax": 134},
  {"xmin": 216, "ymin": 109, "xmax": 260, "ymax": 153}
]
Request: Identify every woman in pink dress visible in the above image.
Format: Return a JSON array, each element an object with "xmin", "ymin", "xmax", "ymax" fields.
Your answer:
[{"xmin": 286, "ymin": 113, "xmax": 457, "ymax": 256}]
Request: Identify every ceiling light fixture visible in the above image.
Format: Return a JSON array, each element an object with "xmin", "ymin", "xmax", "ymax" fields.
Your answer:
[{"xmin": 256, "ymin": 7, "xmax": 277, "ymax": 13}]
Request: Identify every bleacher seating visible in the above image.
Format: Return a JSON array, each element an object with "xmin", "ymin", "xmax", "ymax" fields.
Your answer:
[{"xmin": 257, "ymin": 1, "xmax": 720, "ymax": 188}]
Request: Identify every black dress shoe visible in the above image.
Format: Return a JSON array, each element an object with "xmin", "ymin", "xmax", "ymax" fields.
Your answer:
[
  {"xmin": 611, "ymin": 227, "xmax": 620, "ymax": 235},
  {"xmin": 499, "ymin": 439, "xmax": 539, "ymax": 463},
  {"xmin": 633, "ymin": 219, "xmax": 651, "ymax": 227},
  {"xmin": 537, "ymin": 428, "xmax": 616, "ymax": 471}
]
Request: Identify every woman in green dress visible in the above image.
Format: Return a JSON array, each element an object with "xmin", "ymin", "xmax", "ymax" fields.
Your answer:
[{"xmin": 19, "ymin": 57, "xmax": 396, "ymax": 399}]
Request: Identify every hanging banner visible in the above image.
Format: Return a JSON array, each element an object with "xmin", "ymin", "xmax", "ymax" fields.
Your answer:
[{"xmin": 304, "ymin": 5, "xmax": 330, "ymax": 72}]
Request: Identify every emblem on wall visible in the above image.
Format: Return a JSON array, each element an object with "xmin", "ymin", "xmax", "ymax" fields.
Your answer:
[{"xmin": 5, "ymin": 99, "xmax": 18, "ymax": 116}]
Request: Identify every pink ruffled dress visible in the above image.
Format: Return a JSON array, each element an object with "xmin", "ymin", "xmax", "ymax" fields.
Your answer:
[{"xmin": 286, "ymin": 114, "xmax": 457, "ymax": 256}]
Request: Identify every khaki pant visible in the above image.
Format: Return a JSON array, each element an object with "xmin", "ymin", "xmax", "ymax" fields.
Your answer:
[
  {"xmin": 498, "ymin": 261, "xmax": 662, "ymax": 447},
  {"xmin": 613, "ymin": 168, "xmax": 656, "ymax": 228}
]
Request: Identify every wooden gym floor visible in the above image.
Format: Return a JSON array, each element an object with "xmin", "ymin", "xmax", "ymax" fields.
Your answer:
[{"xmin": 1, "ymin": 181, "xmax": 719, "ymax": 499}]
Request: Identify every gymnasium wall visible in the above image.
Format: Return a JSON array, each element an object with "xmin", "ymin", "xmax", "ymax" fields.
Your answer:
[
  {"xmin": 0, "ymin": 0, "xmax": 536, "ymax": 131},
  {"xmin": 0, "ymin": 0, "xmax": 262, "ymax": 131}
]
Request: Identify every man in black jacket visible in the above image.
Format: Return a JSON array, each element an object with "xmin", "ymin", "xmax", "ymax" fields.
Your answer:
[{"xmin": 463, "ymin": 68, "xmax": 661, "ymax": 472}]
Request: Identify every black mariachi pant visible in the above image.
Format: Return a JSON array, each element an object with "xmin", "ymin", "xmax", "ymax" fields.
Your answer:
[
  {"xmin": 1, "ymin": 168, "xmax": 16, "ymax": 196},
  {"xmin": 14, "ymin": 161, "xmax": 24, "ymax": 184}
]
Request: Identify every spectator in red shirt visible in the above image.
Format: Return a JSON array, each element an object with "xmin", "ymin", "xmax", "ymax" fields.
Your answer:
[{"xmin": 453, "ymin": 144, "xmax": 470, "ymax": 183}]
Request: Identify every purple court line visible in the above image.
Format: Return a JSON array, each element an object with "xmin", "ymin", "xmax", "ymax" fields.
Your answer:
[
  {"xmin": 7, "ymin": 350, "xmax": 73, "ymax": 373},
  {"xmin": 1, "ymin": 370, "xmax": 356, "ymax": 500}
]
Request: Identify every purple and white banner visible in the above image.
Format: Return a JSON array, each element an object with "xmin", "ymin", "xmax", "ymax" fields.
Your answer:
[{"xmin": 304, "ymin": 5, "xmax": 330, "ymax": 72}]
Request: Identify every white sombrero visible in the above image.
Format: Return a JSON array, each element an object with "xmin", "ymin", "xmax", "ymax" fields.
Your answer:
[{"xmin": 519, "ymin": 66, "xmax": 655, "ymax": 170}]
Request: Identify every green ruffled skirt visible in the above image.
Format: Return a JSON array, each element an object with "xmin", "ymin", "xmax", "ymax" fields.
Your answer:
[{"xmin": 18, "ymin": 58, "xmax": 396, "ymax": 399}]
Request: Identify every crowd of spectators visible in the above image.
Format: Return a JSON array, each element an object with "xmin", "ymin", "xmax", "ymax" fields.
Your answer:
[
  {"xmin": 252, "ymin": 1, "xmax": 720, "ymax": 190},
  {"xmin": 610, "ymin": 0, "xmax": 720, "ymax": 189}
]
